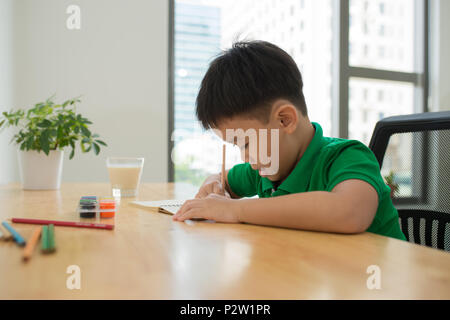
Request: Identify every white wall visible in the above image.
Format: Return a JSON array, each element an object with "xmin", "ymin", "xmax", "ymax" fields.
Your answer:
[
  {"xmin": 430, "ymin": 0, "xmax": 450, "ymax": 112},
  {"xmin": 0, "ymin": 0, "xmax": 17, "ymax": 184},
  {"xmin": 2, "ymin": 0, "xmax": 449, "ymax": 185},
  {"xmin": 1, "ymin": 0, "xmax": 168, "ymax": 184}
]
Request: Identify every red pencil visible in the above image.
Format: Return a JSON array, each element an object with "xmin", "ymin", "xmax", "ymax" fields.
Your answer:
[{"xmin": 11, "ymin": 218, "xmax": 114, "ymax": 230}]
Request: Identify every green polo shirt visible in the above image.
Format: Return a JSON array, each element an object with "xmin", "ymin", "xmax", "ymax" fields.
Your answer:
[{"xmin": 227, "ymin": 122, "xmax": 406, "ymax": 240}]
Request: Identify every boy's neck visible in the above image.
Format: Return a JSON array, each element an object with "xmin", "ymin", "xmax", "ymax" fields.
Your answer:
[
  {"xmin": 275, "ymin": 119, "xmax": 315, "ymax": 186},
  {"xmin": 295, "ymin": 120, "xmax": 315, "ymax": 163}
]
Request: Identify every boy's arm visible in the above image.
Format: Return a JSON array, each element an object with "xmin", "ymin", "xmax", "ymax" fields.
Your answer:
[
  {"xmin": 175, "ymin": 179, "xmax": 378, "ymax": 234},
  {"xmin": 238, "ymin": 179, "xmax": 378, "ymax": 233}
]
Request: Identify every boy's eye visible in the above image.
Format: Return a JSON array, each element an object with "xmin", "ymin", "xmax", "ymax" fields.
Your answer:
[{"xmin": 240, "ymin": 143, "xmax": 249, "ymax": 150}]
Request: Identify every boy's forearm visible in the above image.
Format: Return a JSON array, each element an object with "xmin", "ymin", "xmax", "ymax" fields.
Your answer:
[{"xmin": 237, "ymin": 192, "xmax": 363, "ymax": 234}]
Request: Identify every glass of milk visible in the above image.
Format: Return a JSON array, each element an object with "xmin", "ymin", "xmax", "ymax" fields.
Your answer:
[{"xmin": 106, "ymin": 157, "xmax": 144, "ymax": 197}]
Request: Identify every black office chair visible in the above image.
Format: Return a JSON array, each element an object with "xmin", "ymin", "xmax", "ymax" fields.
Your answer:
[{"xmin": 369, "ymin": 111, "xmax": 450, "ymax": 252}]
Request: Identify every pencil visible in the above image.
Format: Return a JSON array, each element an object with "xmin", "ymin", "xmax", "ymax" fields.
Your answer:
[
  {"xmin": 11, "ymin": 218, "xmax": 114, "ymax": 230},
  {"xmin": 2, "ymin": 221, "xmax": 26, "ymax": 246},
  {"xmin": 221, "ymin": 144, "xmax": 226, "ymax": 193},
  {"xmin": 23, "ymin": 226, "xmax": 42, "ymax": 261},
  {"xmin": 0, "ymin": 224, "xmax": 12, "ymax": 241},
  {"xmin": 41, "ymin": 225, "xmax": 49, "ymax": 252},
  {"xmin": 47, "ymin": 224, "xmax": 56, "ymax": 252}
]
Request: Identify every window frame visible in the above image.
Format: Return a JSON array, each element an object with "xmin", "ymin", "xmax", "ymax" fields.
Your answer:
[
  {"xmin": 332, "ymin": 0, "xmax": 429, "ymax": 138},
  {"xmin": 168, "ymin": 0, "xmax": 430, "ymax": 182}
]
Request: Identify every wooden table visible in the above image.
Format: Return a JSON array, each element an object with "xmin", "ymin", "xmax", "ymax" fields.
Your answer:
[{"xmin": 0, "ymin": 183, "xmax": 449, "ymax": 299}]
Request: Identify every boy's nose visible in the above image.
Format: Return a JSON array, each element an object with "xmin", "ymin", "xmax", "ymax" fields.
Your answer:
[{"xmin": 242, "ymin": 152, "xmax": 257, "ymax": 165}]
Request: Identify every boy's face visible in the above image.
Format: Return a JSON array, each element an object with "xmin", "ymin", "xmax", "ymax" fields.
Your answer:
[{"xmin": 215, "ymin": 100, "xmax": 307, "ymax": 182}]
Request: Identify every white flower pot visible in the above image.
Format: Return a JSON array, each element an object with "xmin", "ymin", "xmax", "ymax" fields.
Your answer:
[{"xmin": 18, "ymin": 150, "xmax": 64, "ymax": 190}]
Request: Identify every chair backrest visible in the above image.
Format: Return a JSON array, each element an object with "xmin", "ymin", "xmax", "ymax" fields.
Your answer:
[{"xmin": 368, "ymin": 111, "xmax": 450, "ymax": 251}]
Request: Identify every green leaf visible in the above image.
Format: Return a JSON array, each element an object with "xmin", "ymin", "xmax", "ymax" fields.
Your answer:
[
  {"xmin": 45, "ymin": 94, "xmax": 56, "ymax": 105},
  {"xmin": 57, "ymin": 126, "xmax": 64, "ymax": 140},
  {"xmin": 93, "ymin": 142, "xmax": 100, "ymax": 155},
  {"xmin": 69, "ymin": 148, "xmax": 75, "ymax": 159},
  {"xmin": 40, "ymin": 131, "xmax": 50, "ymax": 155},
  {"xmin": 37, "ymin": 119, "xmax": 52, "ymax": 128},
  {"xmin": 0, "ymin": 119, "xmax": 5, "ymax": 128},
  {"xmin": 26, "ymin": 136, "xmax": 34, "ymax": 149},
  {"xmin": 80, "ymin": 125, "xmax": 91, "ymax": 137},
  {"xmin": 95, "ymin": 139, "xmax": 107, "ymax": 146}
]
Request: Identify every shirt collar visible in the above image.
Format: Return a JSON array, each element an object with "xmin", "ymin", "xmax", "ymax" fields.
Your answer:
[{"xmin": 261, "ymin": 122, "xmax": 326, "ymax": 195}]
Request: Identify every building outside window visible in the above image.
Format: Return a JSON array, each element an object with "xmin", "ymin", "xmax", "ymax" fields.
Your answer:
[{"xmin": 172, "ymin": 0, "xmax": 426, "ymax": 190}]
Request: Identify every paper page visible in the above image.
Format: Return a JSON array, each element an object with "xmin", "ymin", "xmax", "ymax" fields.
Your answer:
[
  {"xmin": 131, "ymin": 199, "xmax": 215, "ymax": 223},
  {"xmin": 130, "ymin": 199, "xmax": 186, "ymax": 215}
]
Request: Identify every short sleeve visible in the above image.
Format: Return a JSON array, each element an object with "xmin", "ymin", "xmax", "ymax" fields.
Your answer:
[
  {"xmin": 326, "ymin": 141, "xmax": 387, "ymax": 198},
  {"xmin": 227, "ymin": 163, "xmax": 260, "ymax": 198}
]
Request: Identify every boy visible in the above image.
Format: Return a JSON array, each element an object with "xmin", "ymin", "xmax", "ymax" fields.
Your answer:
[{"xmin": 173, "ymin": 40, "xmax": 406, "ymax": 240}]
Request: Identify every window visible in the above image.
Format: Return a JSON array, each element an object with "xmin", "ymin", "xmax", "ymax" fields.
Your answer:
[
  {"xmin": 170, "ymin": 0, "xmax": 428, "ymax": 185},
  {"xmin": 349, "ymin": 0, "xmax": 416, "ymax": 72},
  {"xmin": 363, "ymin": 44, "xmax": 369, "ymax": 57},
  {"xmin": 348, "ymin": 0, "xmax": 427, "ymax": 145},
  {"xmin": 379, "ymin": 24, "xmax": 385, "ymax": 36},
  {"xmin": 378, "ymin": 46, "xmax": 385, "ymax": 58},
  {"xmin": 379, "ymin": 2, "xmax": 385, "ymax": 14}
]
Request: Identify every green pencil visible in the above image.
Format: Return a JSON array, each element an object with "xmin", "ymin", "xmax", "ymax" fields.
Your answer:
[
  {"xmin": 47, "ymin": 224, "xmax": 56, "ymax": 252},
  {"xmin": 41, "ymin": 225, "xmax": 49, "ymax": 252},
  {"xmin": 41, "ymin": 224, "xmax": 56, "ymax": 253}
]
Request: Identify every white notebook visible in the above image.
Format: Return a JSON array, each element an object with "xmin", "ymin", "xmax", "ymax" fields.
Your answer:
[
  {"xmin": 130, "ymin": 199, "xmax": 215, "ymax": 223},
  {"xmin": 130, "ymin": 199, "xmax": 186, "ymax": 215}
]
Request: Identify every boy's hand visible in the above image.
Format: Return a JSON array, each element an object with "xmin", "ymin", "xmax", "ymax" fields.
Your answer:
[
  {"xmin": 173, "ymin": 194, "xmax": 240, "ymax": 223},
  {"xmin": 195, "ymin": 177, "xmax": 230, "ymax": 199}
]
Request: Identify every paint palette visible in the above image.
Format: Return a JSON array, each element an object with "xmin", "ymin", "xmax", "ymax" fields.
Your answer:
[{"xmin": 77, "ymin": 196, "xmax": 117, "ymax": 219}]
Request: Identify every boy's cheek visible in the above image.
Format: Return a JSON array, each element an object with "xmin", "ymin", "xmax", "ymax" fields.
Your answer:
[{"xmin": 241, "ymin": 149, "xmax": 252, "ymax": 164}]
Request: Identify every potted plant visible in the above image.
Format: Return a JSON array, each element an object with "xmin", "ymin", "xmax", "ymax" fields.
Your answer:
[
  {"xmin": 0, "ymin": 95, "xmax": 107, "ymax": 190},
  {"xmin": 384, "ymin": 170, "xmax": 399, "ymax": 199}
]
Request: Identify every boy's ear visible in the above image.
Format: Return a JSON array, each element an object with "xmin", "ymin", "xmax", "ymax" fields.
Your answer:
[{"xmin": 274, "ymin": 104, "xmax": 299, "ymax": 133}]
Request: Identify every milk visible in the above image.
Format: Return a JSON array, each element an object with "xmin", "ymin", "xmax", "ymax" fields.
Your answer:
[{"xmin": 107, "ymin": 165, "xmax": 143, "ymax": 197}]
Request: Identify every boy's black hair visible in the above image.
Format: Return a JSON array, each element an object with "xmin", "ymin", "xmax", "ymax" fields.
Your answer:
[{"xmin": 196, "ymin": 40, "xmax": 307, "ymax": 129}]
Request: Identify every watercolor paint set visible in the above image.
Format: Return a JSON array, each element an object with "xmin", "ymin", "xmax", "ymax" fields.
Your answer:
[{"xmin": 77, "ymin": 196, "xmax": 117, "ymax": 219}]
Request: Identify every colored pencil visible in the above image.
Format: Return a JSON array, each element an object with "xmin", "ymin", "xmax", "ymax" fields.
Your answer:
[
  {"xmin": 0, "ymin": 224, "xmax": 12, "ymax": 241},
  {"xmin": 41, "ymin": 224, "xmax": 56, "ymax": 253},
  {"xmin": 41, "ymin": 225, "xmax": 49, "ymax": 252},
  {"xmin": 23, "ymin": 226, "xmax": 42, "ymax": 261},
  {"xmin": 2, "ymin": 221, "xmax": 26, "ymax": 246},
  {"xmin": 221, "ymin": 144, "xmax": 226, "ymax": 193},
  {"xmin": 11, "ymin": 218, "xmax": 114, "ymax": 230},
  {"xmin": 47, "ymin": 224, "xmax": 56, "ymax": 252}
]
